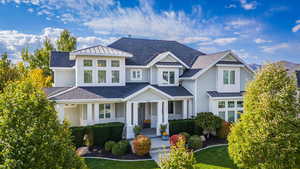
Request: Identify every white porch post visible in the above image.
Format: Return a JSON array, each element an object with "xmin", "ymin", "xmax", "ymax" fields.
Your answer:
[
  {"xmin": 126, "ymin": 102, "xmax": 134, "ymax": 139},
  {"xmin": 94, "ymin": 103, "xmax": 99, "ymax": 123},
  {"xmin": 133, "ymin": 102, "xmax": 139, "ymax": 126},
  {"xmin": 87, "ymin": 103, "xmax": 93, "ymax": 125},
  {"xmin": 156, "ymin": 101, "xmax": 163, "ymax": 136},
  {"xmin": 163, "ymin": 100, "xmax": 169, "ymax": 134},
  {"xmin": 55, "ymin": 104, "xmax": 65, "ymax": 123},
  {"xmin": 183, "ymin": 99, "xmax": 188, "ymax": 119},
  {"xmin": 188, "ymin": 99, "xmax": 193, "ymax": 118}
]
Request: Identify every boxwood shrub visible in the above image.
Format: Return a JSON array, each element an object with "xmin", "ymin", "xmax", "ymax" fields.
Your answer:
[
  {"xmin": 169, "ymin": 119, "xmax": 202, "ymax": 136},
  {"xmin": 70, "ymin": 122, "xmax": 124, "ymax": 148}
]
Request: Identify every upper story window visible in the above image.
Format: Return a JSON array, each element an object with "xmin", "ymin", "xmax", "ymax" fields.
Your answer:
[
  {"xmin": 111, "ymin": 60, "xmax": 120, "ymax": 67},
  {"xmin": 84, "ymin": 60, "xmax": 93, "ymax": 67},
  {"xmin": 223, "ymin": 70, "xmax": 235, "ymax": 85},
  {"xmin": 97, "ymin": 60, "xmax": 106, "ymax": 67},
  {"xmin": 112, "ymin": 70, "xmax": 120, "ymax": 83},
  {"xmin": 162, "ymin": 71, "xmax": 175, "ymax": 85},
  {"xmin": 84, "ymin": 70, "xmax": 93, "ymax": 83},
  {"xmin": 98, "ymin": 70, "xmax": 106, "ymax": 83},
  {"xmin": 131, "ymin": 69, "xmax": 142, "ymax": 80}
]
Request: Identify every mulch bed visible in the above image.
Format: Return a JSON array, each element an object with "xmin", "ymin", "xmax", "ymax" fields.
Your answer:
[
  {"xmin": 83, "ymin": 147, "xmax": 151, "ymax": 160},
  {"xmin": 202, "ymin": 136, "xmax": 227, "ymax": 148}
]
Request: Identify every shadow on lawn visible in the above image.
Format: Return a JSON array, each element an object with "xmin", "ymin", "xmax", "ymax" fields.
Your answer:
[{"xmin": 194, "ymin": 146, "xmax": 238, "ymax": 169}]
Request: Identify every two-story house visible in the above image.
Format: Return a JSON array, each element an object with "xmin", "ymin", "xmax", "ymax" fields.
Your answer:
[{"xmin": 45, "ymin": 37, "xmax": 254, "ymax": 138}]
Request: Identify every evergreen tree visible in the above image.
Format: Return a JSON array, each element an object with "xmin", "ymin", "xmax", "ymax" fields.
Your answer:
[
  {"xmin": 56, "ymin": 29, "xmax": 77, "ymax": 52},
  {"xmin": 0, "ymin": 79, "xmax": 87, "ymax": 168},
  {"xmin": 228, "ymin": 63, "xmax": 300, "ymax": 169}
]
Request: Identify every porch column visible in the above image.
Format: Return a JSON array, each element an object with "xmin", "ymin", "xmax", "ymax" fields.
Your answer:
[
  {"xmin": 183, "ymin": 99, "xmax": 188, "ymax": 119},
  {"xmin": 94, "ymin": 103, "xmax": 99, "ymax": 123},
  {"xmin": 156, "ymin": 101, "xmax": 163, "ymax": 136},
  {"xmin": 55, "ymin": 104, "xmax": 65, "ymax": 123},
  {"xmin": 126, "ymin": 102, "xmax": 134, "ymax": 138},
  {"xmin": 87, "ymin": 103, "xmax": 93, "ymax": 125},
  {"xmin": 188, "ymin": 99, "xmax": 193, "ymax": 118},
  {"xmin": 163, "ymin": 100, "xmax": 169, "ymax": 134},
  {"xmin": 133, "ymin": 102, "xmax": 139, "ymax": 126}
]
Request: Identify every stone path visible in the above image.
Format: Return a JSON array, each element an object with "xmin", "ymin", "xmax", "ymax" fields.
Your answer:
[{"xmin": 149, "ymin": 137, "xmax": 170, "ymax": 164}]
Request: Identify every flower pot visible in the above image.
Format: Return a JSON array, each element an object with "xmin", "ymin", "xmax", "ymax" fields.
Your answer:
[{"xmin": 161, "ymin": 135, "xmax": 169, "ymax": 140}]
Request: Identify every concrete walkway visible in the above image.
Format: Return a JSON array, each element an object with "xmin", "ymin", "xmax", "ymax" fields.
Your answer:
[{"xmin": 149, "ymin": 137, "xmax": 170, "ymax": 164}]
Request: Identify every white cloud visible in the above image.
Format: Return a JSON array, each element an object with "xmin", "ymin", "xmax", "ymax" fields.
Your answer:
[
  {"xmin": 261, "ymin": 43, "xmax": 289, "ymax": 53},
  {"xmin": 225, "ymin": 4, "xmax": 237, "ymax": 9},
  {"xmin": 292, "ymin": 20, "xmax": 300, "ymax": 33},
  {"xmin": 254, "ymin": 38, "xmax": 272, "ymax": 44},
  {"xmin": 199, "ymin": 37, "xmax": 238, "ymax": 46},
  {"xmin": 181, "ymin": 37, "xmax": 211, "ymax": 44},
  {"xmin": 239, "ymin": 0, "xmax": 257, "ymax": 10}
]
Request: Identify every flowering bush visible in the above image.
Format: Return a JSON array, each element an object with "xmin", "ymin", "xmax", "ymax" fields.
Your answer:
[
  {"xmin": 132, "ymin": 135, "xmax": 151, "ymax": 156},
  {"xmin": 169, "ymin": 134, "xmax": 185, "ymax": 146}
]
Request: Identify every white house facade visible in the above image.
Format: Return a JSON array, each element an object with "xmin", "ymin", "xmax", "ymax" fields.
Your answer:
[{"xmin": 45, "ymin": 37, "xmax": 254, "ymax": 139}]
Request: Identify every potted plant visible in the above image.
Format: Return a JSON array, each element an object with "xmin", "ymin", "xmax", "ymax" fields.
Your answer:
[
  {"xmin": 160, "ymin": 124, "xmax": 168, "ymax": 140},
  {"xmin": 133, "ymin": 125, "xmax": 142, "ymax": 137},
  {"xmin": 162, "ymin": 131, "xmax": 169, "ymax": 140}
]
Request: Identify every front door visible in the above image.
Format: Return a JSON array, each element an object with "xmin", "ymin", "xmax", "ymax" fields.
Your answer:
[{"xmin": 138, "ymin": 103, "xmax": 145, "ymax": 127}]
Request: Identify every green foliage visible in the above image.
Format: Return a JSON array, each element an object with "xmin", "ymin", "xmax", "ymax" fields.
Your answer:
[
  {"xmin": 104, "ymin": 141, "xmax": 116, "ymax": 152},
  {"xmin": 179, "ymin": 132, "xmax": 191, "ymax": 141},
  {"xmin": 133, "ymin": 125, "xmax": 142, "ymax": 136},
  {"xmin": 195, "ymin": 112, "xmax": 222, "ymax": 135},
  {"xmin": 228, "ymin": 63, "xmax": 300, "ymax": 169},
  {"xmin": 0, "ymin": 80, "xmax": 87, "ymax": 168},
  {"xmin": 84, "ymin": 128, "xmax": 94, "ymax": 148},
  {"xmin": 160, "ymin": 139, "xmax": 196, "ymax": 169},
  {"xmin": 70, "ymin": 126, "xmax": 86, "ymax": 147},
  {"xmin": 22, "ymin": 38, "xmax": 54, "ymax": 76},
  {"xmin": 111, "ymin": 141, "xmax": 128, "ymax": 156},
  {"xmin": 69, "ymin": 122, "xmax": 124, "ymax": 148},
  {"xmin": 188, "ymin": 135, "xmax": 202, "ymax": 150},
  {"xmin": 169, "ymin": 119, "xmax": 199, "ymax": 136},
  {"xmin": 56, "ymin": 30, "xmax": 77, "ymax": 52},
  {"xmin": 217, "ymin": 121, "xmax": 231, "ymax": 139},
  {"xmin": 119, "ymin": 140, "xmax": 131, "ymax": 153}
]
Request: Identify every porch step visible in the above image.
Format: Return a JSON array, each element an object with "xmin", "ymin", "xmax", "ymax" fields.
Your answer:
[{"xmin": 150, "ymin": 148, "xmax": 170, "ymax": 164}]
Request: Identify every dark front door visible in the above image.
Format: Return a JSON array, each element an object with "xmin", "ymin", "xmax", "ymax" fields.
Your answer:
[{"xmin": 138, "ymin": 103, "xmax": 145, "ymax": 127}]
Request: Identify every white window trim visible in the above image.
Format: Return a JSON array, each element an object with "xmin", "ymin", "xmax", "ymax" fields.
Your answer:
[
  {"xmin": 160, "ymin": 70, "xmax": 177, "ymax": 86},
  {"xmin": 215, "ymin": 100, "xmax": 243, "ymax": 122},
  {"xmin": 99, "ymin": 103, "xmax": 113, "ymax": 120},
  {"xmin": 223, "ymin": 70, "xmax": 235, "ymax": 85},
  {"xmin": 130, "ymin": 69, "xmax": 143, "ymax": 81}
]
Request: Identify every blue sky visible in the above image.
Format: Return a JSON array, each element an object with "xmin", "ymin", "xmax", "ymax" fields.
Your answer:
[{"xmin": 0, "ymin": 0, "xmax": 299, "ymax": 64}]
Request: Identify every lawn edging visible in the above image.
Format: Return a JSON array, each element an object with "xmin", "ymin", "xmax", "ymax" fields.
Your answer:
[
  {"xmin": 82, "ymin": 156, "xmax": 154, "ymax": 162},
  {"xmin": 194, "ymin": 144, "xmax": 228, "ymax": 153}
]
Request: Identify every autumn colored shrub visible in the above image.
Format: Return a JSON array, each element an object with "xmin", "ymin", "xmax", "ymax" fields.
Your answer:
[
  {"xmin": 169, "ymin": 134, "xmax": 186, "ymax": 146},
  {"xmin": 217, "ymin": 121, "xmax": 231, "ymax": 139},
  {"xmin": 132, "ymin": 135, "xmax": 151, "ymax": 156}
]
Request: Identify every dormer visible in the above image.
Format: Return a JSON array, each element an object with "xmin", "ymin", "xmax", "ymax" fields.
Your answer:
[{"xmin": 70, "ymin": 45, "xmax": 133, "ymax": 86}]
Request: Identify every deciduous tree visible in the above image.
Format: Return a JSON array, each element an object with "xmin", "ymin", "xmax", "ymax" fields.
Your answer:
[{"xmin": 228, "ymin": 63, "xmax": 300, "ymax": 169}]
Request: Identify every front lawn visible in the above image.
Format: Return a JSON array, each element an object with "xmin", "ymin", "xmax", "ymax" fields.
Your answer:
[
  {"xmin": 85, "ymin": 158, "xmax": 158, "ymax": 169},
  {"xmin": 194, "ymin": 146, "xmax": 238, "ymax": 169}
]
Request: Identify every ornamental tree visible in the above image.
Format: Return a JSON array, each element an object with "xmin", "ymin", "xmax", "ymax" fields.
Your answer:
[
  {"xmin": 195, "ymin": 112, "xmax": 222, "ymax": 138},
  {"xmin": 228, "ymin": 63, "xmax": 300, "ymax": 169},
  {"xmin": 0, "ymin": 80, "xmax": 87, "ymax": 168}
]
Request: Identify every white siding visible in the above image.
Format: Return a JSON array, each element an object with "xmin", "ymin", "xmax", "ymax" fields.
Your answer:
[
  {"xmin": 126, "ymin": 68, "xmax": 150, "ymax": 82},
  {"xmin": 240, "ymin": 68, "xmax": 253, "ymax": 91},
  {"xmin": 53, "ymin": 69, "xmax": 75, "ymax": 87}
]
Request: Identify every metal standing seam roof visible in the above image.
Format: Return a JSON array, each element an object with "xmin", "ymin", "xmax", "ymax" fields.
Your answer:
[
  {"xmin": 70, "ymin": 44, "xmax": 133, "ymax": 57},
  {"xmin": 45, "ymin": 83, "xmax": 193, "ymax": 100},
  {"xmin": 207, "ymin": 91, "xmax": 245, "ymax": 98}
]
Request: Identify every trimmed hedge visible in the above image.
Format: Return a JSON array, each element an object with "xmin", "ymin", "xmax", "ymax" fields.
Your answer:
[
  {"xmin": 70, "ymin": 122, "xmax": 124, "ymax": 148},
  {"xmin": 169, "ymin": 119, "xmax": 203, "ymax": 136}
]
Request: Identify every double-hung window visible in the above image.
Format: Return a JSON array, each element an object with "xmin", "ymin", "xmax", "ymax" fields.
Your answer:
[
  {"xmin": 162, "ymin": 71, "xmax": 175, "ymax": 85},
  {"xmin": 131, "ymin": 69, "xmax": 142, "ymax": 80},
  {"xmin": 98, "ymin": 70, "xmax": 106, "ymax": 83},
  {"xmin": 99, "ymin": 104, "xmax": 111, "ymax": 119},
  {"xmin": 223, "ymin": 70, "xmax": 235, "ymax": 85},
  {"xmin": 84, "ymin": 70, "xmax": 93, "ymax": 83},
  {"xmin": 112, "ymin": 70, "xmax": 120, "ymax": 83}
]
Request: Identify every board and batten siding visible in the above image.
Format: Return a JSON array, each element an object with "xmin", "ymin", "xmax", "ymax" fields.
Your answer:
[{"xmin": 53, "ymin": 69, "xmax": 75, "ymax": 87}]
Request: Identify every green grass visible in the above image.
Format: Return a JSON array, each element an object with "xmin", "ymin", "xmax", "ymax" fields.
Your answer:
[
  {"xmin": 194, "ymin": 146, "xmax": 238, "ymax": 169},
  {"xmin": 85, "ymin": 158, "xmax": 158, "ymax": 169}
]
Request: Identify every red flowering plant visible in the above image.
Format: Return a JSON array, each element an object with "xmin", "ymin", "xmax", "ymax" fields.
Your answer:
[{"xmin": 169, "ymin": 134, "xmax": 186, "ymax": 146}]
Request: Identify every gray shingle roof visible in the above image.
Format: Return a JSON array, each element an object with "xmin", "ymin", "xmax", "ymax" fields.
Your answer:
[
  {"xmin": 43, "ymin": 87, "xmax": 71, "ymax": 97},
  {"xmin": 156, "ymin": 62, "xmax": 182, "ymax": 66},
  {"xmin": 192, "ymin": 50, "xmax": 229, "ymax": 69},
  {"xmin": 50, "ymin": 51, "xmax": 75, "ymax": 67},
  {"xmin": 46, "ymin": 83, "xmax": 193, "ymax": 100},
  {"xmin": 180, "ymin": 69, "xmax": 202, "ymax": 78},
  {"xmin": 108, "ymin": 37, "xmax": 205, "ymax": 67},
  {"xmin": 207, "ymin": 91, "xmax": 244, "ymax": 97},
  {"xmin": 217, "ymin": 60, "xmax": 242, "ymax": 65}
]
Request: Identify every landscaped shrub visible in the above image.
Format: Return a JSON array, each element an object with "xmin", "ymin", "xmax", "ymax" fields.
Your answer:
[
  {"xmin": 104, "ymin": 141, "xmax": 116, "ymax": 152},
  {"xmin": 160, "ymin": 139, "xmax": 195, "ymax": 169},
  {"xmin": 169, "ymin": 134, "xmax": 186, "ymax": 146},
  {"xmin": 133, "ymin": 125, "xmax": 142, "ymax": 136},
  {"xmin": 70, "ymin": 126, "xmax": 86, "ymax": 148},
  {"xmin": 111, "ymin": 141, "xmax": 128, "ymax": 156},
  {"xmin": 217, "ymin": 121, "xmax": 231, "ymax": 139},
  {"xmin": 188, "ymin": 135, "xmax": 202, "ymax": 150},
  {"xmin": 119, "ymin": 140, "xmax": 131, "ymax": 153},
  {"xmin": 195, "ymin": 112, "xmax": 222, "ymax": 138},
  {"xmin": 169, "ymin": 119, "xmax": 199, "ymax": 136},
  {"xmin": 132, "ymin": 135, "xmax": 151, "ymax": 156},
  {"xmin": 69, "ymin": 122, "xmax": 124, "ymax": 148},
  {"xmin": 179, "ymin": 132, "xmax": 190, "ymax": 141}
]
